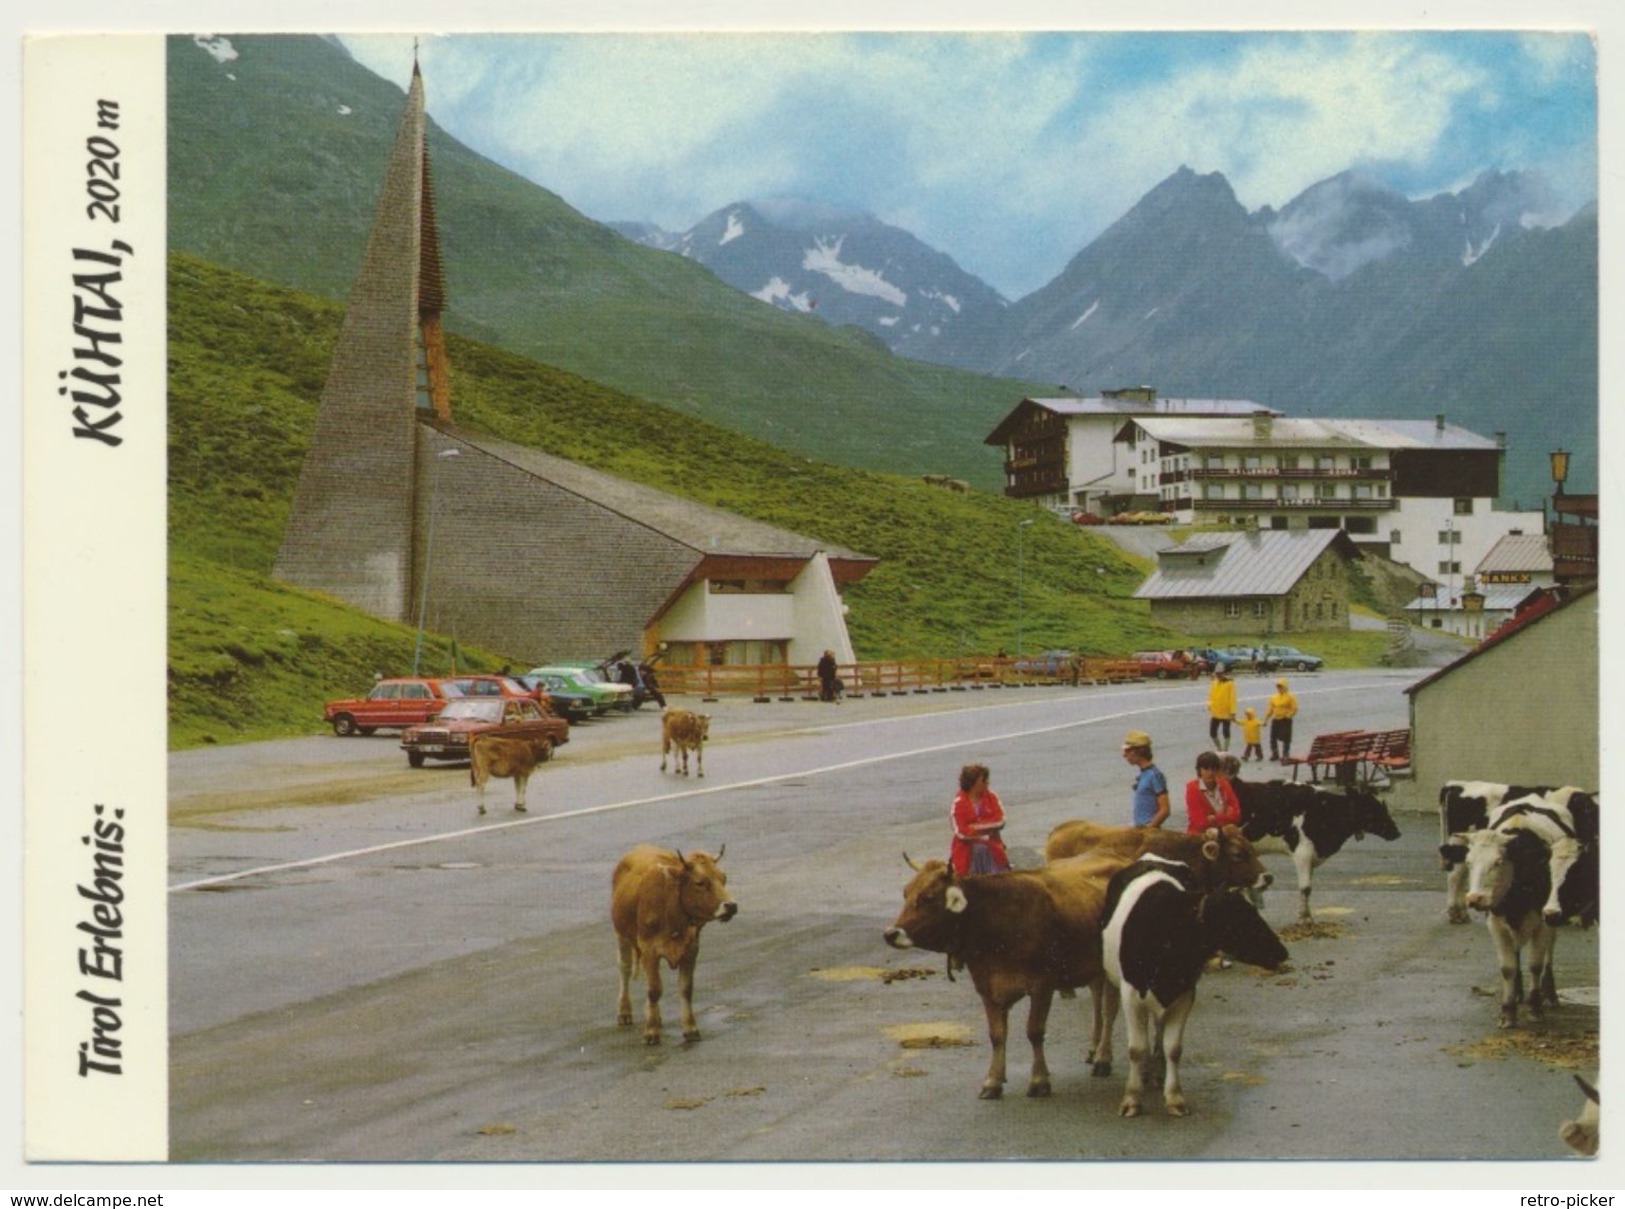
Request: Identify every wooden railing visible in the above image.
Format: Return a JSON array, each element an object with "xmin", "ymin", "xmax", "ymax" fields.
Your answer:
[{"xmin": 656, "ymin": 655, "xmax": 1145, "ymax": 699}]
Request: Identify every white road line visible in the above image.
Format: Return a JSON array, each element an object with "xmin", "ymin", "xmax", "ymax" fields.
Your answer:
[{"xmin": 169, "ymin": 679, "xmax": 1396, "ymax": 893}]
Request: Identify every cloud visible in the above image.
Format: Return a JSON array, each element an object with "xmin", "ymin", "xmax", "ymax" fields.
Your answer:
[{"xmin": 338, "ymin": 30, "xmax": 1596, "ymax": 298}]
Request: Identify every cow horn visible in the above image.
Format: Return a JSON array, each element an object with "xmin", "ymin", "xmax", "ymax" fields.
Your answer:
[
  {"xmin": 673, "ymin": 848, "xmax": 687, "ymax": 870},
  {"xmin": 903, "ymin": 852, "xmax": 920, "ymax": 870},
  {"xmin": 715, "ymin": 843, "xmax": 726, "ymax": 861}
]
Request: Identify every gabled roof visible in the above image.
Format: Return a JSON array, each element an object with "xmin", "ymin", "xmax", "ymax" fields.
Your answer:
[
  {"xmin": 984, "ymin": 394, "xmax": 1272, "ymax": 444},
  {"xmin": 1133, "ymin": 529, "xmax": 1355, "ymax": 600},
  {"xmin": 1322, "ymin": 418, "xmax": 1501, "ymax": 452},
  {"xmin": 1406, "ymin": 585, "xmax": 1595, "ymax": 696},
  {"xmin": 1400, "ymin": 583, "xmax": 1537, "ymax": 613},
  {"xmin": 1122, "ymin": 416, "xmax": 1369, "ymax": 449},
  {"xmin": 1475, "ymin": 532, "xmax": 1554, "ymax": 576},
  {"xmin": 436, "ymin": 421, "xmax": 877, "ymax": 570}
]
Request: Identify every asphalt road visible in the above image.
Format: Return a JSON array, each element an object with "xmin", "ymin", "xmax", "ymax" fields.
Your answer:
[{"xmin": 168, "ymin": 672, "xmax": 1601, "ymax": 1173}]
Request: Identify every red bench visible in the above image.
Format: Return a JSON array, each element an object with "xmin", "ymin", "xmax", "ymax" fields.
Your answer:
[{"xmin": 1282, "ymin": 728, "xmax": 1409, "ymax": 786}]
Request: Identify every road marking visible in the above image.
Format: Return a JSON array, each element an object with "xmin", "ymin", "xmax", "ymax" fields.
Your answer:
[{"xmin": 169, "ymin": 678, "xmax": 1397, "ymax": 893}]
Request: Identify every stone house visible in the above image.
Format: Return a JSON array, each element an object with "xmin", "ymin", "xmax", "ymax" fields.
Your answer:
[{"xmin": 1132, "ymin": 529, "xmax": 1357, "ymax": 634}]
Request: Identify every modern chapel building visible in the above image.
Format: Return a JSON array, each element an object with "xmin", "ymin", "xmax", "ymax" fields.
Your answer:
[{"xmin": 274, "ymin": 63, "xmax": 874, "ymax": 670}]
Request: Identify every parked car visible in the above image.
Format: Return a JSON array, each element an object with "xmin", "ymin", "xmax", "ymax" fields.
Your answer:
[
  {"xmin": 515, "ymin": 672, "xmax": 596, "ymax": 723},
  {"xmin": 1132, "ymin": 650, "xmax": 1200, "ymax": 679},
  {"xmin": 1258, "ymin": 644, "xmax": 1325, "ymax": 672},
  {"xmin": 324, "ymin": 677, "xmax": 464, "ymax": 737},
  {"xmin": 526, "ymin": 665, "xmax": 627, "ymax": 715},
  {"xmin": 1069, "ymin": 510, "xmax": 1105, "ymax": 526},
  {"xmin": 1212, "ymin": 645, "xmax": 1260, "ymax": 673},
  {"xmin": 549, "ymin": 660, "xmax": 637, "ymax": 710},
  {"xmin": 400, "ymin": 695, "xmax": 570, "ymax": 768}
]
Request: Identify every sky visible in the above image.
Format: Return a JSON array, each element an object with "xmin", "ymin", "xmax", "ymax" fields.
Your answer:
[{"xmin": 337, "ymin": 27, "xmax": 1598, "ymax": 298}]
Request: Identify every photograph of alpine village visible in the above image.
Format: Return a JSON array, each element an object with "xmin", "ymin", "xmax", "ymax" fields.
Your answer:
[{"xmin": 167, "ymin": 32, "xmax": 1599, "ymax": 1165}]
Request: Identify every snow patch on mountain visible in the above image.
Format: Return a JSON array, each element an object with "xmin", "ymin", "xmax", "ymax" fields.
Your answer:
[
  {"xmin": 1462, "ymin": 224, "xmax": 1501, "ymax": 266},
  {"xmin": 1070, "ymin": 300, "xmax": 1100, "ymax": 329},
  {"xmin": 194, "ymin": 34, "xmax": 239, "ymax": 64},
  {"xmin": 802, "ymin": 236, "xmax": 908, "ymax": 306},
  {"xmin": 720, "ymin": 212, "xmax": 746, "ymax": 247},
  {"xmin": 752, "ymin": 277, "xmax": 814, "ymax": 312}
]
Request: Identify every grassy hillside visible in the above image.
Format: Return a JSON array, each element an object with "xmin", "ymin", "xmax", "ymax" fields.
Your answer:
[
  {"xmin": 166, "ymin": 33, "xmax": 1050, "ymax": 492},
  {"xmin": 167, "ymin": 254, "xmax": 1176, "ymax": 745}
]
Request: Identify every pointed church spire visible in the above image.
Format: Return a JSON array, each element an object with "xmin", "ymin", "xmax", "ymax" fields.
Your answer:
[{"xmin": 274, "ymin": 61, "xmax": 453, "ymax": 619}]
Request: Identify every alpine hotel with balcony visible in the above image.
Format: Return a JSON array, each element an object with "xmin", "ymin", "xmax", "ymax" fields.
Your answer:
[{"xmin": 986, "ymin": 389, "xmax": 1542, "ymax": 584}]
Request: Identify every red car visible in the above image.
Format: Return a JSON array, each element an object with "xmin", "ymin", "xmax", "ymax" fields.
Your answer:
[
  {"xmin": 323, "ymin": 677, "xmax": 464, "ymax": 737},
  {"xmin": 1070, "ymin": 510, "xmax": 1104, "ymax": 525},
  {"xmin": 442, "ymin": 674, "xmax": 557, "ymax": 714},
  {"xmin": 400, "ymin": 696, "xmax": 570, "ymax": 768}
]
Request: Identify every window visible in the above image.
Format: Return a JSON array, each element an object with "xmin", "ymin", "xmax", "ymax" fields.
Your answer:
[
  {"xmin": 1355, "ymin": 484, "xmax": 1373, "ymax": 500},
  {"xmin": 1280, "ymin": 484, "xmax": 1299, "ymax": 501},
  {"xmin": 1225, "ymin": 601, "xmax": 1241, "ymax": 619},
  {"xmin": 1280, "ymin": 455, "xmax": 1299, "ymax": 471},
  {"xmin": 1270, "ymin": 516, "xmax": 1289, "ymax": 530},
  {"xmin": 1317, "ymin": 455, "xmax": 1336, "ymax": 472},
  {"xmin": 1316, "ymin": 482, "xmax": 1337, "ymax": 499},
  {"xmin": 1252, "ymin": 600, "xmax": 1268, "ymax": 618},
  {"xmin": 1345, "ymin": 516, "xmax": 1377, "ymax": 535},
  {"xmin": 1206, "ymin": 454, "xmax": 1226, "ymax": 470},
  {"xmin": 1354, "ymin": 456, "xmax": 1372, "ymax": 471},
  {"xmin": 1437, "ymin": 530, "xmax": 1462, "ymax": 545},
  {"xmin": 1206, "ymin": 484, "xmax": 1225, "ymax": 500},
  {"xmin": 1243, "ymin": 454, "xmax": 1262, "ymax": 470},
  {"xmin": 1454, "ymin": 498, "xmax": 1474, "ymax": 516},
  {"xmin": 1438, "ymin": 560, "xmax": 1462, "ymax": 575},
  {"xmin": 1244, "ymin": 483, "xmax": 1263, "ymax": 500},
  {"xmin": 1390, "ymin": 529, "xmax": 1402, "ymax": 545},
  {"xmin": 1308, "ymin": 515, "xmax": 1340, "ymax": 529}
]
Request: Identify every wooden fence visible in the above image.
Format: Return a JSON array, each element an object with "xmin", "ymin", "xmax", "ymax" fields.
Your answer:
[{"xmin": 656, "ymin": 654, "xmax": 1144, "ymax": 700}]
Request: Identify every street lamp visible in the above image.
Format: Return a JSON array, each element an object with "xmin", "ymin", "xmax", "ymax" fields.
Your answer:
[
  {"xmin": 411, "ymin": 446, "xmax": 461, "ymax": 675},
  {"xmin": 1550, "ymin": 448, "xmax": 1570, "ymax": 493},
  {"xmin": 1015, "ymin": 518, "xmax": 1034, "ymax": 656}
]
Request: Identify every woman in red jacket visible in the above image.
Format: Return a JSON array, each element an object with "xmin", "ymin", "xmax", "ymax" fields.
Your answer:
[
  {"xmin": 949, "ymin": 763, "xmax": 1010, "ymax": 874},
  {"xmin": 1185, "ymin": 750, "xmax": 1242, "ymax": 832}
]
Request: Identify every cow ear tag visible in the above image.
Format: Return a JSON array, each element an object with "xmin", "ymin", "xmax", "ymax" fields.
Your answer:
[
  {"xmin": 946, "ymin": 886, "xmax": 968, "ymax": 914},
  {"xmin": 1202, "ymin": 840, "xmax": 1220, "ymax": 861}
]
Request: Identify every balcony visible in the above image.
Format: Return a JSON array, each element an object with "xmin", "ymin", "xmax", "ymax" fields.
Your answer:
[
  {"xmin": 1179, "ymin": 466, "xmax": 1391, "ymax": 481},
  {"xmin": 1190, "ymin": 496, "xmax": 1396, "ymax": 512}
]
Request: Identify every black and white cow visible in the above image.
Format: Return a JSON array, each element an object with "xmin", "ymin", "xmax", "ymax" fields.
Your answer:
[
  {"xmin": 1461, "ymin": 824, "xmax": 1558, "ymax": 1029},
  {"xmin": 1230, "ymin": 779, "xmax": 1402, "ymax": 922},
  {"xmin": 1100, "ymin": 854, "xmax": 1289, "ymax": 1118},
  {"xmin": 1485, "ymin": 794, "xmax": 1600, "ymax": 929},
  {"xmin": 1437, "ymin": 781, "xmax": 1597, "ymax": 923}
]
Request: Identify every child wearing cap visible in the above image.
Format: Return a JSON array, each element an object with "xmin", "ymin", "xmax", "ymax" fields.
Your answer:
[
  {"xmin": 1265, "ymin": 678, "xmax": 1298, "ymax": 761},
  {"xmin": 1122, "ymin": 729, "xmax": 1169, "ymax": 829}
]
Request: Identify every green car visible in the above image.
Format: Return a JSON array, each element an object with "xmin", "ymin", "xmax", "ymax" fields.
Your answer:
[{"xmin": 526, "ymin": 665, "xmax": 631, "ymax": 715}]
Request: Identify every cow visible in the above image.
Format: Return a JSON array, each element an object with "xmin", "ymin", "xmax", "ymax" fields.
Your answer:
[
  {"xmin": 1102, "ymin": 855, "xmax": 1289, "ymax": 1117},
  {"xmin": 469, "ymin": 732, "xmax": 553, "ymax": 815},
  {"xmin": 1461, "ymin": 824, "xmax": 1558, "ymax": 1029},
  {"xmin": 1230, "ymin": 779, "xmax": 1401, "ymax": 922},
  {"xmin": 660, "ymin": 707, "xmax": 710, "ymax": 778},
  {"xmin": 1484, "ymin": 794, "xmax": 1600, "ymax": 928},
  {"xmin": 611, "ymin": 844, "xmax": 737, "ymax": 1045},
  {"xmin": 1042, "ymin": 820, "xmax": 1273, "ymax": 896},
  {"xmin": 1559, "ymin": 1074, "xmax": 1600, "ymax": 1157},
  {"xmin": 1437, "ymin": 781, "xmax": 1597, "ymax": 923},
  {"xmin": 883, "ymin": 853, "xmax": 1121, "ymax": 1100}
]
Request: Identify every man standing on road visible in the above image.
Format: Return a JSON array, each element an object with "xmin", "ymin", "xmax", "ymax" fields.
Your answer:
[
  {"xmin": 1266, "ymin": 677, "xmax": 1298, "ymax": 762},
  {"xmin": 1206, "ymin": 665, "xmax": 1237, "ymax": 752},
  {"xmin": 1123, "ymin": 729, "xmax": 1170, "ymax": 829},
  {"xmin": 816, "ymin": 649, "xmax": 839, "ymax": 702}
]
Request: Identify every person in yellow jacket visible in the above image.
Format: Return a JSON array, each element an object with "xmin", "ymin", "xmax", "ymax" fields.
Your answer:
[
  {"xmin": 1239, "ymin": 707, "xmax": 1264, "ymax": 762},
  {"xmin": 1206, "ymin": 666, "xmax": 1237, "ymax": 752},
  {"xmin": 1265, "ymin": 677, "xmax": 1299, "ymax": 761}
]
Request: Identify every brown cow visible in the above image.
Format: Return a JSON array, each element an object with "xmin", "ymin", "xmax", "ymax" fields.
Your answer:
[
  {"xmin": 883, "ymin": 854, "xmax": 1122, "ymax": 1100},
  {"xmin": 660, "ymin": 707, "xmax": 710, "ymax": 778},
  {"xmin": 469, "ymin": 732, "xmax": 554, "ymax": 815},
  {"xmin": 1043, "ymin": 820, "xmax": 1272, "ymax": 895},
  {"xmin": 611, "ymin": 844, "xmax": 737, "ymax": 1045}
]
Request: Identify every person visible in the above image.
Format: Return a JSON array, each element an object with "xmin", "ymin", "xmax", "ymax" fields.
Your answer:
[
  {"xmin": 1207, "ymin": 665, "xmax": 1237, "ymax": 752},
  {"xmin": 816, "ymin": 649, "xmax": 839, "ymax": 703},
  {"xmin": 948, "ymin": 763, "xmax": 1009, "ymax": 875},
  {"xmin": 1266, "ymin": 677, "xmax": 1299, "ymax": 761},
  {"xmin": 1239, "ymin": 707, "xmax": 1264, "ymax": 762},
  {"xmin": 1185, "ymin": 750, "xmax": 1242, "ymax": 832},
  {"xmin": 638, "ymin": 660, "xmax": 667, "ymax": 709},
  {"xmin": 1122, "ymin": 729, "xmax": 1170, "ymax": 829}
]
